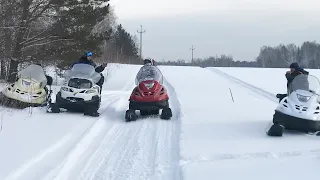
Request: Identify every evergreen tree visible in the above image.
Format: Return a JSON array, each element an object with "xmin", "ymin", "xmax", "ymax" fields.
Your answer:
[
  {"xmin": 0, "ymin": 0, "xmax": 112, "ymax": 81},
  {"xmin": 296, "ymin": 47, "xmax": 302, "ymax": 64},
  {"xmin": 113, "ymin": 24, "xmax": 139, "ymax": 57}
]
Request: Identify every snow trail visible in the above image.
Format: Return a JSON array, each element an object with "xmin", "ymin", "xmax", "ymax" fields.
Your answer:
[
  {"xmin": 3, "ymin": 133, "xmax": 72, "ymax": 180},
  {"xmin": 42, "ymin": 64, "xmax": 182, "ymax": 180},
  {"xmin": 5, "ymin": 64, "xmax": 320, "ymax": 180},
  {"xmin": 160, "ymin": 66, "xmax": 320, "ymax": 180},
  {"xmin": 209, "ymin": 68, "xmax": 278, "ymax": 103},
  {"xmin": 3, "ymin": 93, "xmax": 122, "ymax": 180},
  {"xmin": 67, "ymin": 78, "xmax": 182, "ymax": 180}
]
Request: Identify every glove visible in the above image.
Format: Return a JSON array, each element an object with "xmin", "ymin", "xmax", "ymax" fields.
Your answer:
[{"xmin": 286, "ymin": 70, "xmax": 291, "ymax": 74}]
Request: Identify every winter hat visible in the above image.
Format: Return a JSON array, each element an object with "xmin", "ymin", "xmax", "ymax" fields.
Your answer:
[
  {"xmin": 289, "ymin": 62, "xmax": 300, "ymax": 69},
  {"xmin": 84, "ymin": 51, "xmax": 92, "ymax": 57}
]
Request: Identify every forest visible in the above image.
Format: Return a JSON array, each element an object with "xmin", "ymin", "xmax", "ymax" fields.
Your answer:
[
  {"xmin": 0, "ymin": 0, "xmax": 140, "ymax": 82},
  {"xmin": 1, "ymin": 0, "xmax": 319, "ymax": 82},
  {"xmin": 159, "ymin": 41, "xmax": 320, "ymax": 69}
]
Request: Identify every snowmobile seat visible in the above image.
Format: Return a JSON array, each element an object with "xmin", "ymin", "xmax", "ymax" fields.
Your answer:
[
  {"xmin": 46, "ymin": 75, "xmax": 53, "ymax": 86},
  {"xmin": 276, "ymin": 93, "xmax": 287, "ymax": 102}
]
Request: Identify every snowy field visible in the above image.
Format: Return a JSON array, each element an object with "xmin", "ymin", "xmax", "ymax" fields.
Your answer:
[
  {"xmin": 214, "ymin": 67, "xmax": 320, "ymax": 95},
  {"xmin": 0, "ymin": 64, "xmax": 320, "ymax": 179}
]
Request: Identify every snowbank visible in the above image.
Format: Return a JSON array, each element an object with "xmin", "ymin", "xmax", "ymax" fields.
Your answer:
[
  {"xmin": 213, "ymin": 67, "xmax": 320, "ymax": 95},
  {"xmin": 103, "ymin": 63, "xmax": 141, "ymax": 91},
  {"xmin": 45, "ymin": 66, "xmax": 65, "ymax": 86},
  {"xmin": 2, "ymin": 64, "xmax": 320, "ymax": 179},
  {"xmin": 161, "ymin": 66, "xmax": 320, "ymax": 180}
]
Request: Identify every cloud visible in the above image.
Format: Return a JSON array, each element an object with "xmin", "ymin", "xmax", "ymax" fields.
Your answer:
[
  {"xmin": 111, "ymin": 0, "xmax": 320, "ymax": 19},
  {"xmin": 110, "ymin": 1, "xmax": 320, "ymax": 62}
]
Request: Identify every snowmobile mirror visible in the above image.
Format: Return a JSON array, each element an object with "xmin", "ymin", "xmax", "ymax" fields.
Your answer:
[{"xmin": 46, "ymin": 75, "xmax": 53, "ymax": 86}]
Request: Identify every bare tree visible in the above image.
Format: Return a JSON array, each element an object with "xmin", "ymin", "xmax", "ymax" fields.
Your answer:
[{"xmin": 1, "ymin": 0, "xmax": 112, "ymax": 81}]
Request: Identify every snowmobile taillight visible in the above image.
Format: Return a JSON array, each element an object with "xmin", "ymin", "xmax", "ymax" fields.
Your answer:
[
  {"xmin": 144, "ymin": 82, "xmax": 154, "ymax": 89},
  {"xmin": 85, "ymin": 89, "xmax": 96, "ymax": 94},
  {"xmin": 297, "ymin": 94, "xmax": 311, "ymax": 102}
]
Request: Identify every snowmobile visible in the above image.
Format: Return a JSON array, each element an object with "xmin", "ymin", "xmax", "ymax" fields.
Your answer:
[
  {"xmin": 267, "ymin": 74, "xmax": 320, "ymax": 136},
  {"xmin": 48, "ymin": 64, "xmax": 102, "ymax": 117},
  {"xmin": 125, "ymin": 65, "xmax": 172, "ymax": 122},
  {"xmin": 0, "ymin": 64, "xmax": 53, "ymax": 109}
]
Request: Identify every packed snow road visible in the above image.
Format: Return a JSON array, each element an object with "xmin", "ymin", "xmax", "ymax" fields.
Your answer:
[
  {"xmin": 1, "ymin": 64, "xmax": 320, "ymax": 180},
  {"xmin": 0, "ymin": 64, "xmax": 181, "ymax": 180},
  {"xmin": 160, "ymin": 66, "xmax": 320, "ymax": 180}
]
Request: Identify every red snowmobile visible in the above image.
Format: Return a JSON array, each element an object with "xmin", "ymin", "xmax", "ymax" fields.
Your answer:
[{"xmin": 125, "ymin": 65, "xmax": 172, "ymax": 122}]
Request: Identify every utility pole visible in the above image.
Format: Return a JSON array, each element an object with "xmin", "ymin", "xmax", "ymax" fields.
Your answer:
[
  {"xmin": 190, "ymin": 45, "xmax": 195, "ymax": 63},
  {"xmin": 137, "ymin": 25, "xmax": 146, "ymax": 59}
]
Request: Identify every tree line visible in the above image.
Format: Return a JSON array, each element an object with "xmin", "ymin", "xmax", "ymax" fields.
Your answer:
[
  {"xmin": 2, "ymin": 0, "xmax": 318, "ymax": 82},
  {"xmin": 159, "ymin": 41, "xmax": 320, "ymax": 69},
  {"xmin": 0, "ymin": 0, "xmax": 140, "ymax": 81},
  {"xmin": 158, "ymin": 55, "xmax": 259, "ymax": 67}
]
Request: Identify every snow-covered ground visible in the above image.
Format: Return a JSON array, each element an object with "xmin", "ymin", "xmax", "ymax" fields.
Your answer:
[
  {"xmin": 174, "ymin": 67, "xmax": 320, "ymax": 180},
  {"xmin": 214, "ymin": 67, "xmax": 320, "ymax": 95},
  {"xmin": 0, "ymin": 63, "xmax": 181, "ymax": 180},
  {"xmin": 1, "ymin": 64, "xmax": 320, "ymax": 180}
]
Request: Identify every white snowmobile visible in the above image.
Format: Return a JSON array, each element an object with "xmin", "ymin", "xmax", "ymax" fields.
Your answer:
[
  {"xmin": 48, "ymin": 64, "xmax": 102, "ymax": 117},
  {"xmin": 0, "ymin": 64, "xmax": 53, "ymax": 109},
  {"xmin": 267, "ymin": 74, "xmax": 320, "ymax": 136}
]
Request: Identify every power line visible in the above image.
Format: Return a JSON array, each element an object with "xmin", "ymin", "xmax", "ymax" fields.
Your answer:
[{"xmin": 137, "ymin": 25, "xmax": 146, "ymax": 59}]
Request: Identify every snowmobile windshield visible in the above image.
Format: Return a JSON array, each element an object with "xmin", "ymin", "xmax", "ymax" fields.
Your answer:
[
  {"xmin": 18, "ymin": 64, "xmax": 47, "ymax": 87},
  {"xmin": 289, "ymin": 74, "xmax": 320, "ymax": 94},
  {"xmin": 65, "ymin": 64, "xmax": 101, "ymax": 83},
  {"xmin": 135, "ymin": 65, "xmax": 163, "ymax": 85}
]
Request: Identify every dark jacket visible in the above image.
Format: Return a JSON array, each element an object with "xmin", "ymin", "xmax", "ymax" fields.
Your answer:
[
  {"xmin": 286, "ymin": 67, "xmax": 309, "ymax": 88},
  {"xmin": 71, "ymin": 56, "xmax": 105, "ymax": 73}
]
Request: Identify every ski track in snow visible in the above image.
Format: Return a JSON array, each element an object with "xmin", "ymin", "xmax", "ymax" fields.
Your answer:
[
  {"xmin": 209, "ymin": 68, "xmax": 278, "ymax": 103},
  {"xmin": 202, "ymin": 67, "xmax": 320, "ymax": 163},
  {"xmin": 180, "ymin": 148, "xmax": 320, "ymax": 166},
  {"xmin": 8, "ymin": 66, "xmax": 183, "ymax": 180},
  {"xmin": 5, "ymin": 65, "xmax": 320, "ymax": 179},
  {"xmin": 209, "ymin": 67, "xmax": 282, "ymax": 132},
  {"xmin": 3, "ymin": 93, "xmax": 122, "ymax": 180},
  {"xmin": 3, "ymin": 133, "xmax": 73, "ymax": 180},
  {"xmin": 68, "ymin": 78, "xmax": 182, "ymax": 180},
  {"xmin": 208, "ymin": 67, "xmax": 277, "ymax": 132}
]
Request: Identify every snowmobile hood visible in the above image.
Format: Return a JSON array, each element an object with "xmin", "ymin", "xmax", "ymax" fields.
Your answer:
[{"xmin": 277, "ymin": 91, "xmax": 320, "ymax": 121}]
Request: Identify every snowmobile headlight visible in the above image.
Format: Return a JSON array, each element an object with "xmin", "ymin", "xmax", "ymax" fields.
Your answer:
[
  {"xmin": 144, "ymin": 82, "xmax": 154, "ymax": 89},
  {"xmin": 86, "ymin": 89, "xmax": 96, "ymax": 94},
  {"xmin": 61, "ymin": 87, "xmax": 69, "ymax": 91},
  {"xmin": 22, "ymin": 80, "xmax": 31, "ymax": 87},
  {"xmin": 297, "ymin": 94, "xmax": 311, "ymax": 102}
]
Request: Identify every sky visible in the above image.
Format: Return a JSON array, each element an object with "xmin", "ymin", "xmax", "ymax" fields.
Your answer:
[{"xmin": 110, "ymin": 0, "xmax": 320, "ymax": 62}]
